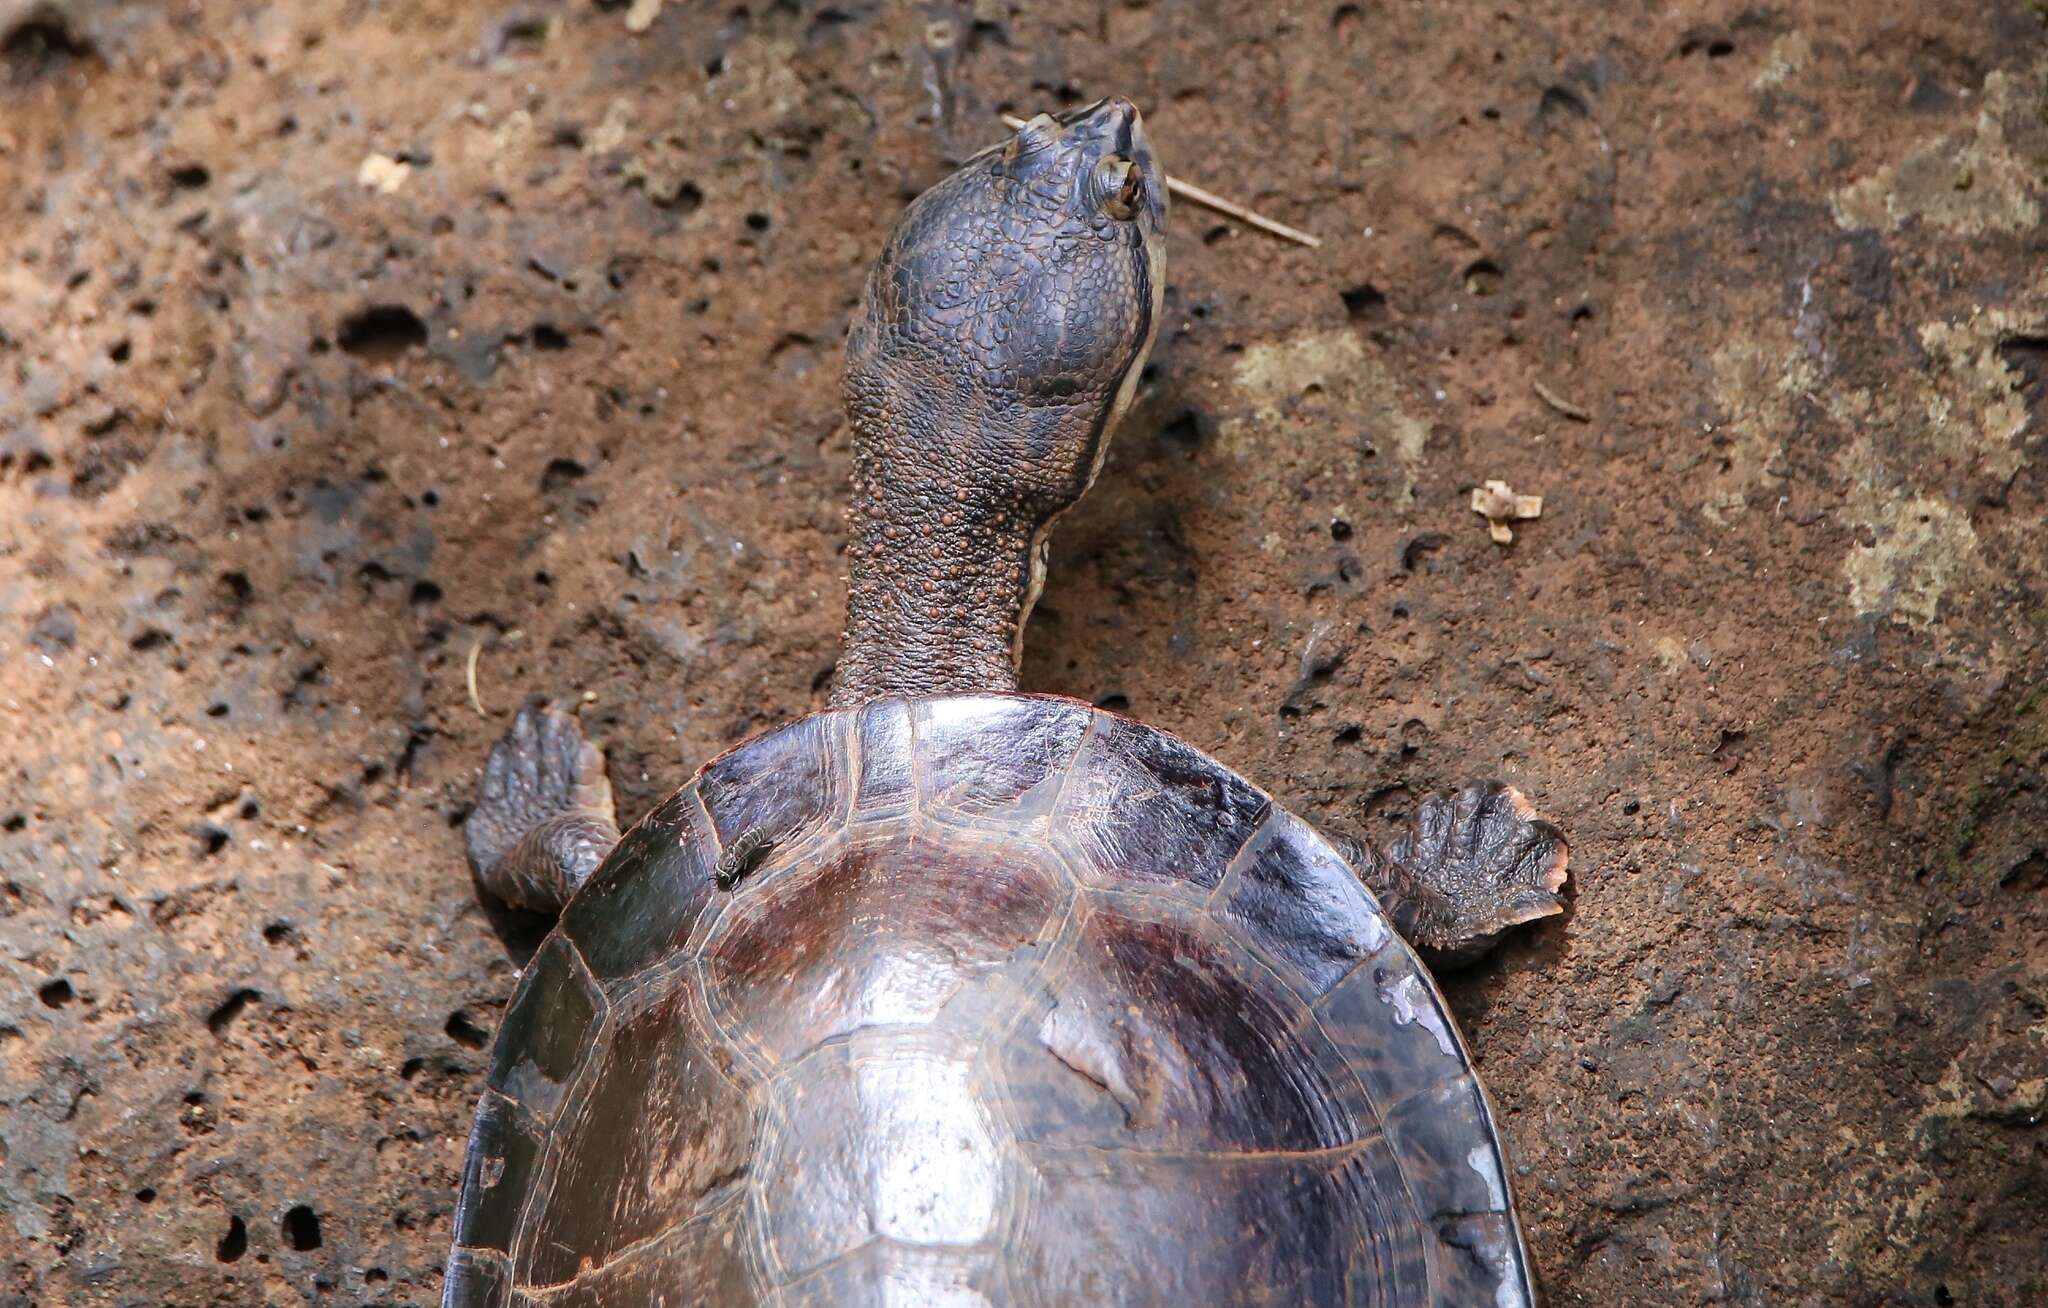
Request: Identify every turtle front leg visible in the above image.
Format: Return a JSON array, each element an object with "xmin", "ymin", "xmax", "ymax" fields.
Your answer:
[
  {"xmin": 1330, "ymin": 783, "xmax": 1569, "ymax": 969},
  {"xmin": 463, "ymin": 702, "xmax": 621, "ymax": 913}
]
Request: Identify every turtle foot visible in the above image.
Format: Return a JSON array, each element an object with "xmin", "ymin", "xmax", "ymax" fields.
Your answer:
[
  {"xmin": 1339, "ymin": 783, "xmax": 1569, "ymax": 969},
  {"xmin": 464, "ymin": 701, "xmax": 620, "ymax": 913}
]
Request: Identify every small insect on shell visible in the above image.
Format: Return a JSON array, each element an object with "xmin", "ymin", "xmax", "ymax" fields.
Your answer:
[{"xmin": 715, "ymin": 826, "xmax": 775, "ymax": 891}]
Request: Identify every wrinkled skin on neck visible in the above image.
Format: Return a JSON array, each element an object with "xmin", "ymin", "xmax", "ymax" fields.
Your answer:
[{"xmin": 833, "ymin": 99, "xmax": 1168, "ymax": 706}]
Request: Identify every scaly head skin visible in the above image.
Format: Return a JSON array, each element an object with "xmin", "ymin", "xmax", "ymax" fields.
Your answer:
[{"xmin": 834, "ymin": 98, "xmax": 1168, "ymax": 706}]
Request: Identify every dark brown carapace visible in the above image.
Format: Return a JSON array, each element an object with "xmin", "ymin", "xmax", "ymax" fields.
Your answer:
[
  {"xmin": 446, "ymin": 99, "xmax": 1560, "ymax": 1307},
  {"xmin": 447, "ymin": 698, "xmax": 1539, "ymax": 1305}
]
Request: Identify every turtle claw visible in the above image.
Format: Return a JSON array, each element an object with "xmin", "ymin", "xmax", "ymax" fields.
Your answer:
[
  {"xmin": 465, "ymin": 701, "xmax": 620, "ymax": 913},
  {"xmin": 1339, "ymin": 783, "xmax": 1569, "ymax": 969}
]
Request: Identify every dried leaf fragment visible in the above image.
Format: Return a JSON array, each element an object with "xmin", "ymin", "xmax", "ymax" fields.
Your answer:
[
  {"xmin": 623, "ymin": 0, "xmax": 663, "ymax": 33},
  {"xmin": 1471, "ymin": 479, "xmax": 1544, "ymax": 544},
  {"xmin": 356, "ymin": 153, "xmax": 410, "ymax": 194}
]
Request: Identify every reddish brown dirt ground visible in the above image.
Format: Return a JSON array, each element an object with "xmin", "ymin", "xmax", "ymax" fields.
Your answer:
[{"xmin": 3, "ymin": 1, "xmax": 2045, "ymax": 1304}]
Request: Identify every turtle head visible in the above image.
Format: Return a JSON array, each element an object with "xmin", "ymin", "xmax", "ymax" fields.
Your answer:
[
  {"xmin": 844, "ymin": 97, "xmax": 1168, "ymax": 524},
  {"xmin": 836, "ymin": 98, "xmax": 1169, "ymax": 704}
]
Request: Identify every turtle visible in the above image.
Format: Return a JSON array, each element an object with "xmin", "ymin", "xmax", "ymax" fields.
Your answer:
[{"xmin": 442, "ymin": 98, "xmax": 1569, "ymax": 1308}]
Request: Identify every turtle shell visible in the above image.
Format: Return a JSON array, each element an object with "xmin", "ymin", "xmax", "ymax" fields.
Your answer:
[{"xmin": 444, "ymin": 695, "xmax": 1534, "ymax": 1307}]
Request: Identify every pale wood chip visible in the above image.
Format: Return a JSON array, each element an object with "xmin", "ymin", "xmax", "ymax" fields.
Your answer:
[{"xmin": 1471, "ymin": 479, "xmax": 1544, "ymax": 544}]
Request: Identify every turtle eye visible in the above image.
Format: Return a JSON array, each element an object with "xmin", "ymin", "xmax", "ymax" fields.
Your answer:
[{"xmin": 1097, "ymin": 156, "xmax": 1143, "ymax": 221}]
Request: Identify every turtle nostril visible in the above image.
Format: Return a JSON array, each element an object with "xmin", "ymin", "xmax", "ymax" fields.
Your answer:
[
  {"xmin": 1098, "ymin": 98, "xmax": 1143, "ymax": 152},
  {"xmin": 1064, "ymin": 97, "xmax": 1140, "ymax": 155}
]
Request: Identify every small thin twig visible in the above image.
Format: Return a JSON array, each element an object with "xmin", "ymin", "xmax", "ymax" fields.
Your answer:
[
  {"xmin": 465, "ymin": 639, "xmax": 487, "ymax": 717},
  {"xmin": 999, "ymin": 113, "xmax": 1320, "ymax": 248},
  {"xmin": 1532, "ymin": 379, "xmax": 1592, "ymax": 422},
  {"xmin": 1162, "ymin": 174, "xmax": 1323, "ymax": 248}
]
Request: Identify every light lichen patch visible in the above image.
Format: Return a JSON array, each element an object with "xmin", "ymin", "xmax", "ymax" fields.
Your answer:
[
  {"xmin": 1702, "ymin": 334, "xmax": 1814, "ymax": 526},
  {"xmin": 1815, "ymin": 290, "xmax": 2041, "ymax": 633},
  {"xmin": 1830, "ymin": 69, "xmax": 2043, "ymax": 236},
  {"xmin": 1830, "ymin": 1003, "xmax": 2048, "ymax": 1275},
  {"xmin": 1839, "ymin": 489, "xmax": 1990, "ymax": 630},
  {"xmin": 1819, "ymin": 300, "xmax": 2041, "ymax": 491},
  {"xmin": 1916, "ymin": 309, "xmax": 2037, "ymax": 484},
  {"xmin": 1651, "ymin": 636, "xmax": 1690, "ymax": 675},
  {"xmin": 1752, "ymin": 31, "xmax": 1812, "ymax": 92},
  {"xmin": 1831, "ymin": 420, "xmax": 1993, "ymax": 633},
  {"xmin": 1225, "ymin": 328, "xmax": 1430, "ymax": 505},
  {"xmin": 585, "ymin": 99, "xmax": 636, "ymax": 155}
]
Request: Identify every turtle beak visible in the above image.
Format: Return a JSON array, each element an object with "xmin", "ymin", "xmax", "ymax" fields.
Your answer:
[{"xmin": 1061, "ymin": 97, "xmax": 1147, "ymax": 159}]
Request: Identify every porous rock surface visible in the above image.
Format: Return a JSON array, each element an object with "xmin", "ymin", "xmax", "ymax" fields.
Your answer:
[{"xmin": 1, "ymin": 1, "xmax": 2043, "ymax": 1304}]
